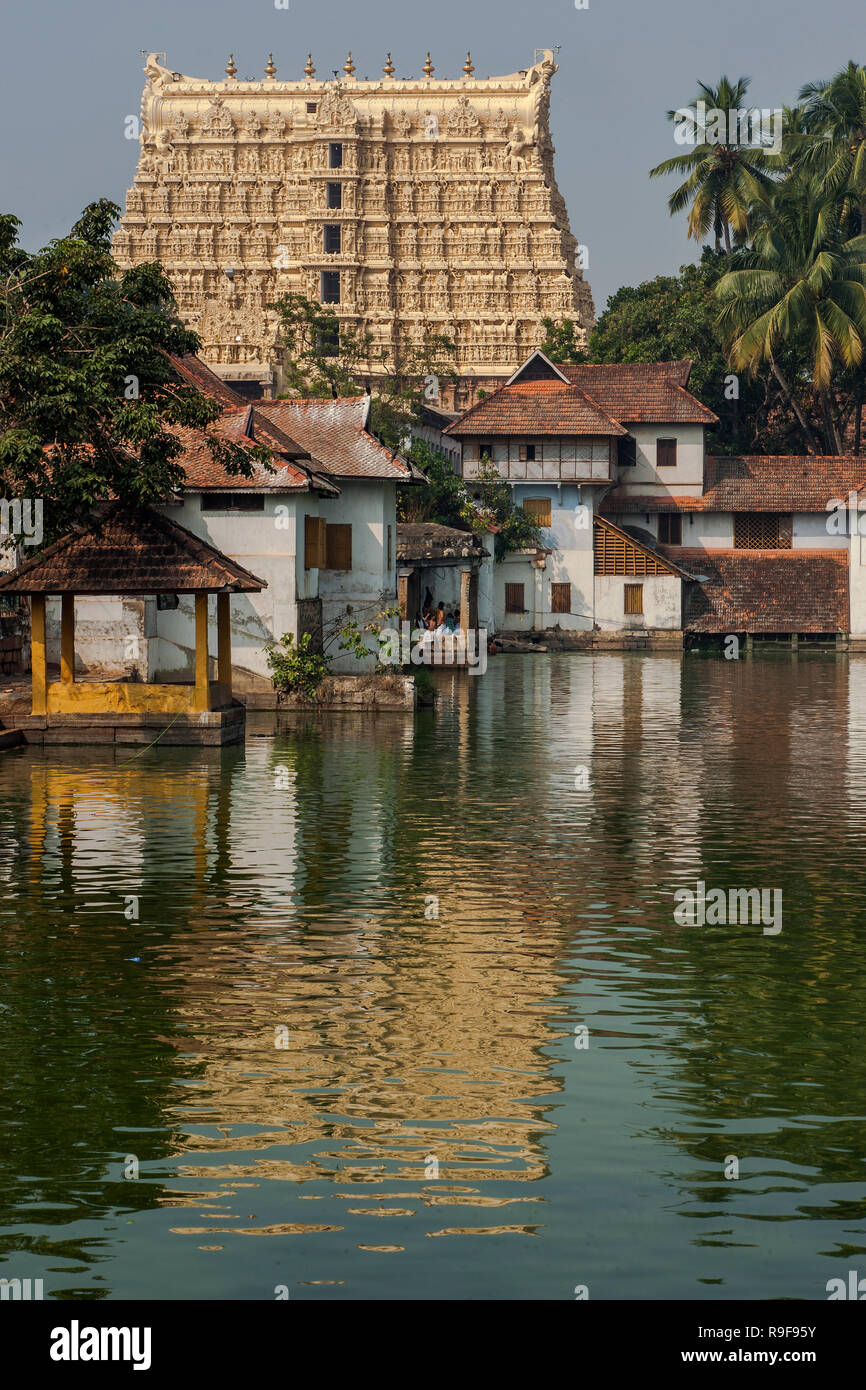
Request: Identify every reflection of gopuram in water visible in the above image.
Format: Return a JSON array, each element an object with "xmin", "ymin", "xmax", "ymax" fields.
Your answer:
[{"xmin": 17, "ymin": 732, "xmax": 567, "ymax": 1237}]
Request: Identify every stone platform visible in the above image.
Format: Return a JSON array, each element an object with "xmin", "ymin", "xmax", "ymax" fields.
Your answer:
[{"xmin": 1, "ymin": 706, "xmax": 246, "ymax": 747}]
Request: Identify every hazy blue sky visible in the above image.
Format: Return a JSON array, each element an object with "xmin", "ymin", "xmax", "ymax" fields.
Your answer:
[{"xmin": 1, "ymin": 0, "xmax": 860, "ymax": 313}]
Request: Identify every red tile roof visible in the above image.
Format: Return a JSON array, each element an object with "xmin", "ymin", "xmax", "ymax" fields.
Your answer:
[
  {"xmin": 560, "ymin": 362, "xmax": 718, "ymax": 425},
  {"xmin": 172, "ymin": 407, "xmax": 339, "ymax": 495},
  {"xmin": 168, "ymin": 354, "xmax": 250, "ymax": 409},
  {"xmin": 670, "ymin": 547, "xmax": 849, "ymax": 633},
  {"xmin": 604, "ymin": 455, "xmax": 866, "ymax": 514},
  {"xmin": 445, "ymin": 378, "xmax": 626, "ymax": 437},
  {"xmin": 255, "ymin": 397, "xmax": 419, "ymax": 480},
  {"xmin": 0, "ymin": 504, "xmax": 266, "ymax": 595},
  {"xmin": 702, "ymin": 456, "xmax": 866, "ymax": 511},
  {"xmin": 601, "ymin": 493, "xmax": 706, "ymax": 514}
]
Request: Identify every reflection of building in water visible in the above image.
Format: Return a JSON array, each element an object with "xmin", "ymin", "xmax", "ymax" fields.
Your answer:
[{"xmin": 19, "ymin": 735, "xmax": 567, "ymax": 1205}]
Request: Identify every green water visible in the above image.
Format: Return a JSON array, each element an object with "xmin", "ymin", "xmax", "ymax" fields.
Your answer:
[{"xmin": 1, "ymin": 653, "xmax": 865, "ymax": 1300}]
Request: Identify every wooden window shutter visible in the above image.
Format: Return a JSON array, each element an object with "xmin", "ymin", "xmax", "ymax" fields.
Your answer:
[
  {"xmin": 657, "ymin": 438, "xmax": 677, "ymax": 467},
  {"xmin": 523, "ymin": 497, "xmax": 552, "ymax": 527},
  {"xmin": 304, "ymin": 515, "xmax": 326, "ymax": 569},
  {"xmin": 325, "ymin": 522, "xmax": 352, "ymax": 570},
  {"xmin": 624, "ymin": 583, "xmax": 644, "ymax": 615},
  {"xmin": 505, "ymin": 583, "xmax": 525, "ymax": 613},
  {"xmin": 658, "ymin": 513, "xmax": 682, "ymax": 545},
  {"xmin": 551, "ymin": 582, "xmax": 571, "ymax": 614},
  {"xmin": 519, "ymin": 443, "xmax": 527, "ymax": 462}
]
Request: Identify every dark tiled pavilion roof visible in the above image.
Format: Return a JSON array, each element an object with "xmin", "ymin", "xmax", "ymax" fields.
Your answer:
[
  {"xmin": 397, "ymin": 523, "xmax": 486, "ymax": 564},
  {"xmin": 0, "ymin": 504, "xmax": 266, "ymax": 595}
]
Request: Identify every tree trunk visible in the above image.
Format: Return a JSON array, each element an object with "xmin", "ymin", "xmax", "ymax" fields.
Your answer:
[
  {"xmin": 723, "ymin": 220, "xmax": 732, "ymax": 254},
  {"xmin": 769, "ymin": 353, "xmax": 820, "ymax": 453},
  {"xmin": 855, "ymin": 377, "xmax": 864, "ymax": 456},
  {"xmin": 820, "ymin": 390, "xmax": 842, "ymax": 454}
]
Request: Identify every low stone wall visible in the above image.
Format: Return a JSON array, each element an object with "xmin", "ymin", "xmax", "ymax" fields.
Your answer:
[
  {"xmin": 246, "ymin": 673, "xmax": 417, "ymax": 711},
  {"xmin": 494, "ymin": 628, "xmax": 683, "ymax": 653}
]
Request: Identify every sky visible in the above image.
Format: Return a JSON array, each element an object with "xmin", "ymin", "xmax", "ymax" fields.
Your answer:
[{"xmin": 1, "ymin": 0, "xmax": 861, "ymax": 315}]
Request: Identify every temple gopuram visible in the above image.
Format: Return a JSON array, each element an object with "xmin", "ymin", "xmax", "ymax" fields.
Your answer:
[{"xmin": 113, "ymin": 48, "xmax": 594, "ymax": 408}]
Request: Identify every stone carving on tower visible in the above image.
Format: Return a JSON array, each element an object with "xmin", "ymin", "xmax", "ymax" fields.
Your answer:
[{"xmin": 115, "ymin": 49, "xmax": 594, "ymax": 403}]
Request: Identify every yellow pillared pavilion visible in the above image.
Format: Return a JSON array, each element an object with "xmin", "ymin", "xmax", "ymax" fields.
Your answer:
[{"xmin": 0, "ymin": 503, "xmax": 266, "ymax": 745}]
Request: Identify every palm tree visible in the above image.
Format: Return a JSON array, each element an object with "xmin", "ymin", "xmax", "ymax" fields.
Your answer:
[
  {"xmin": 798, "ymin": 63, "xmax": 866, "ymax": 234},
  {"xmin": 715, "ymin": 174, "xmax": 866, "ymax": 452},
  {"xmin": 650, "ymin": 76, "xmax": 779, "ymax": 252}
]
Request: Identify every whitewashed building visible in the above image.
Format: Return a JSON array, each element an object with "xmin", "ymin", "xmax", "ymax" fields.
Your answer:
[{"xmin": 33, "ymin": 357, "xmax": 421, "ymax": 693}]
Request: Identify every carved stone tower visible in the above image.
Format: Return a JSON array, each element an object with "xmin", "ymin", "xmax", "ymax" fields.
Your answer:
[{"xmin": 114, "ymin": 50, "xmax": 594, "ymax": 406}]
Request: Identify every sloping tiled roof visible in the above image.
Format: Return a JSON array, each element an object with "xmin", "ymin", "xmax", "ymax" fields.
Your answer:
[
  {"xmin": 0, "ymin": 504, "xmax": 266, "ymax": 595},
  {"xmin": 702, "ymin": 456, "xmax": 866, "ymax": 511},
  {"xmin": 254, "ymin": 397, "xmax": 419, "ymax": 480},
  {"xmin": 604, "ymin": 456, "xmax": 866, "ymax": 514},
  {"xmin": 172, "ymin": 406, "xmax": 339, "ymax": 495},
  {"xmin": 560, "ymin": 363, "xmax": 718, "ymax": 425},
  {"xmin": 671, "ymin": 547, "xmax": 848, "ymax": 633},
  {"xmin": 397, "ymin": 523, "xmax": 486, "ymax": 564},
  {"xmin": 445, "ymin": 378, "xmax": 626, "ymax": 437},
  {"xmin": 168, "ymin": 353, "xmax": 250, "ymax": 409},
  {"xmin": 602, "ymin": 493, "xmax": 705, "ymax": 514}
]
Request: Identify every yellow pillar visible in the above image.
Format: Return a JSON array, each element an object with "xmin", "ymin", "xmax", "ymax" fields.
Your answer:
[
  {"xmin": 193, "ymin": 593, "xmax": 211, "ymax": 712},
  {"xmin": 217, "ymin": 593, "xmax": 232, "ymax": 689},
  {"xmin": 60, "ymin": 594, "xmax": 75, "ymax": 684},
  {"xmin": 31, "ymin": 593, "xmax": 47, "ymax": 715}
]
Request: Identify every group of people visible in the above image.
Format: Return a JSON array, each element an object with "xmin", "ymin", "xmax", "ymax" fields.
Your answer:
[{"xmin": 416, "ymin": 599, "xmax": 462, "ymax": 639}]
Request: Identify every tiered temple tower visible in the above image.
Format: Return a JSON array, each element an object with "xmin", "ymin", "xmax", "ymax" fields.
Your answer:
[{"xmin": 114, "ymin": 49, "xmax": 594, "ymax": 406}]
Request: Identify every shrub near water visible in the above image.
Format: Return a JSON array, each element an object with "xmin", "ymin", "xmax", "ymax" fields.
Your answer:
[{"xmin": 265, "ymin": 632, "xmax": 327, "ymax": 699}]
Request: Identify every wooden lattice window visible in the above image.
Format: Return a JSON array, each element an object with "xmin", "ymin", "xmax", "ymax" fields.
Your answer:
[
  {"xmin": 733, "ymin": 513, "xmax": 791, "ymax": 549},
  {"xmin": 324, "ymin": 523, "xmax": 352, "ymax": 570},
  {"xmin": 523, "ymin": 497, "xmax": 551, "ymax": 527},
  {"xmin": 551, "ymin": 582, "xmax": 571, "ymax": 614},
  {"xmin": 624, "ymin": 584, "xmax": 644, "ymax": 615},
  {"xmin": 505, "ymin": 583, "xmax": 525, "ymax": 613},
  {"xmin": 593, "ymin": 520, "xmax": 672, "ymax": 575},
  {"xmin": 658, "ymin": 513, "xmax": 682, "ymax": 545}
]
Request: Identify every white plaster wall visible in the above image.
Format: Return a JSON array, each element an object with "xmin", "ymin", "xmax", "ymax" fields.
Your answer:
[
  {"xmin": 594, "ymin": 575, "xmax": 681, "ymax": 630},
  {"xmin": 495, "ymin": 553, "xmax": 538, "ymax": 632},
  {"xmin": 317, "ymin": 480, "xmax": 398, "ymax": 673},
  {"xmin": 613, "ymin": 424, "xmax": 706, "ymax": 493},
  {"xmin": 148, "ymin": 494, "xmax": 309, "ymax": 685},
  {"xmin": 505, "ymin": 482, "xmax": 595, "ymax": 631},
  {"xmin": 478, "ymin": 532, "xmax": 496, "ymax": 636},
  {"xmin": 46, "ymin": 596, "xmax": 154, "ymax": 679},
  {"xmin": 793, "ymin": 513, "xmax": 848, "ymax": 549},
  {"xmin": 849, "ymin": 530, "xmax": 866, "ymax": 635}
]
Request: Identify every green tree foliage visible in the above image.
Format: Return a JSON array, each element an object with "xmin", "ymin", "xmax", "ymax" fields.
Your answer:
[
  {"xmin": 650, "ymin": 76, "xmax": 779, "ymax": 253},
  {"xmin": 798, "ymin": 63, "xmax": 866, "ymax": 234},
  {"xmin": 0, "ymin": 200, "xmax": 270, "ymax": 538},
  {"xmin": 715, "ymin": 173, "xmax": 866, "ymax": 452},
  {"xmin": 586, "ymin": 251, "xmax": 772, "ymax": 452},
  {"xmin": 646, "ymin": 65, "xmax": 866, "ymax": 453},
  {"xmin": 540, "ymin": 317, "xmax": 586, "ymax": 363}
]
